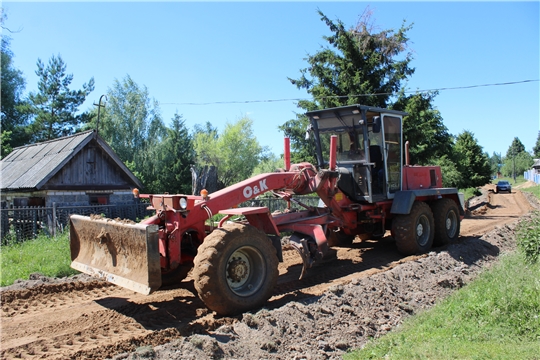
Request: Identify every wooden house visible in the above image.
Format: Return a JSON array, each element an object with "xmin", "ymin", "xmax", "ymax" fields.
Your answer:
[
  {"xmin": 533, "ymin": 159, "xmax": 540, "ymax": 174},
  {"xmin": 0, "ymin": 130, "xmax": 142, "ymax": 208}
]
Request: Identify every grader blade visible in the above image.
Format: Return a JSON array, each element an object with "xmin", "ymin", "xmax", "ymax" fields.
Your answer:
[{"xmin": 69, "ymin": 214, "xmax": 162, "ymax": 295}]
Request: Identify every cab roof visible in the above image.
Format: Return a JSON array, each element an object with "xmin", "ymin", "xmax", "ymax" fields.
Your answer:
[{"xmin": 306, "ymin": 104, "xmax": 407, "ymax": 133}]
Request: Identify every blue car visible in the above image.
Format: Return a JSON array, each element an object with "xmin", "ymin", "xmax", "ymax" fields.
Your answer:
[{"xmin": 495, "ymin": 180, "xmax": 512, "ymax": 193}]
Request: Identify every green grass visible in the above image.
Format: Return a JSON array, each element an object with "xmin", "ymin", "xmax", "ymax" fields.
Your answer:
[
  {"xmin": 346, "ymin": 213, "xmax": 540, "ymax": 360},
  {"xmin": 0, "ymin": 231, "xmax": 78, "ymax": 286},
  {"xmin": 521, "ymin": 184, "xmax": 540, "ymax": 199},
  {"xmin": 516, "ymin": 211, "xmax": 540, "ymax": 264}
]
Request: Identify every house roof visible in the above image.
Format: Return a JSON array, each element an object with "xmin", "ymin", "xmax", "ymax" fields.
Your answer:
[
  {"xmin": 533, "ymin": 159, "xmax": 540, "ymax": 168},
  {"xmin": 1, "ymin": 130, "xmax": 142, "ymax": 191}
]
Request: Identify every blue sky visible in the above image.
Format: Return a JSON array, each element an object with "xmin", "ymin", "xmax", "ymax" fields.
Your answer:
[{"xmin": 3, "ymin": 1, "xmax": 539, "ymax": 158}]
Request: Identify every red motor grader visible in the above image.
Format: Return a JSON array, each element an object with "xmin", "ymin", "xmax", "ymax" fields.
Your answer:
[{"xmin": 70, "ymin": 104, "xmax": 464, "ymax": 315}]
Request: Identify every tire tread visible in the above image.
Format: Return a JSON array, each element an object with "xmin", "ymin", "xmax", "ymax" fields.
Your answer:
[
  {"xmin": 392, "ymin": 201, "xmax": 434, "ymax": 255},
  {"xmin": 431, "ymin": 198, "xmax": 460, "ymax": 246},
  {"xmin": 193, "ymin": 223, "xmax": 278, "ymax": 315}
]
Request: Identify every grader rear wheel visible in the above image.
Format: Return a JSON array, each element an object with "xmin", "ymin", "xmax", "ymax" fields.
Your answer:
[
  {"xmin": 392, "ymin": 201, "xmax": 435, "ymax": 255},
  {"xmin": 193, "ymin": 223, "xmax": 279, "ymax": 316},
  {"xmin": 431, "ymin": 198, "xmax": 460, "ymax": 246}
]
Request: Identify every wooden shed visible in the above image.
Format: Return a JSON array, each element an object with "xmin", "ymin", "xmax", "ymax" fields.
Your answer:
[{"xmin": 0, "ymin": 130, "xmax": 142, "ymax": 208}]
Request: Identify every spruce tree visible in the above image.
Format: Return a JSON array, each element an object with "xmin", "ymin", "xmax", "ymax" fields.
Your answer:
[{"xmin": 26, "ymin": 55, "xmax": 94, "ymax": 142}]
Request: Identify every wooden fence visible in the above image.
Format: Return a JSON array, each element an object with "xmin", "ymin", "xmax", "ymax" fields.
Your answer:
[
  {"xmin": 0, "ymin": 202, "xmax": 153, "ymax": 245},
  {"xmin": 0, "ymin": 196, "xmax": 320, "ymax": 245}
]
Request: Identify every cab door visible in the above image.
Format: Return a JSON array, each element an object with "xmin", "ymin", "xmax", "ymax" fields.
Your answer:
[{"xmin": 381, "ymin": 115, "xmax": 403, "ymax": 199}]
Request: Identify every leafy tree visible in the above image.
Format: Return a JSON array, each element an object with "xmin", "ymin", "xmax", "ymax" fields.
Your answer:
[
  {"xmin": 194, "ymin": 132, "xmax": 221, "ymax": 180},
  {"xmin": 0, "ymin": 130, "xmax": 13, "ymax": 159},
  {"xmin": 500, "ymin": 151, "xmax": 533, "ymax": 178},
  {"xmin": 431, "ymin": 154, "xmax": 462, "ymax": 188},
  {"xmin": 502, "ymin": 137, "xmax": 531, "ymax": 180},
  {"xmin": 191, "ymin": 121, "xmax": 221, "ymax": 193},
  {"xmin": 193, "ymin": 121, "xmax": 218, "ymax": 139},
  {"xmin": 505, "ymin": 137, "xmax": 526, "ymax": 158},
  {"xmin": 146, "ymin": 114, "xmax": 195, "ymax": 194},
  {"xmin": 488, "ymin": 152, "xmax": 502, "ymax": 176},
  {"xmin": 533, "ymin": 131, "xmax": 540, "ymax": 158},
  {"xmin": 453, "ymin": 130, "xmax": 492, "ymax": 189},
  {"xmin": 98, "ymin": 75, "xmax": 166, "ymax": 190},
  {"xmin": 280, "ymin": 9, "xmax": 450, "ymax": 167},
  {"xmin": 279, "ymin": 117, "xmax": 318, "ymax": 165},
  {"xmin": 194, "ymin": 116, "xmax": 269, "ymax": 187},
  {"xmin": 0, "ymin": 41, "xmax": 24, "ymax": 127},
  {"xmin": 251, "ymin": 153, "xmax": 284, "ymax": 176},
  {"xmin": 1, "ymin": 13, "xmax": 30, "ymax": 155},
  {"xmin": 24, "ymin": 55, "xmax": 94, "ymax": 142}
]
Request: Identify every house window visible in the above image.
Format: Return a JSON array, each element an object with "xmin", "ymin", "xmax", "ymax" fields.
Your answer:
[
  {"xmin": 12, "ymin": 197, "xmax": 45, "ymax": 207},
  {"xmin": 89, "ymin": 195, "xmax": 109, "ymax": 205}
]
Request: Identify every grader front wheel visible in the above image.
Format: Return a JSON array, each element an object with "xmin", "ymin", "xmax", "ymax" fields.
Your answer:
[{"xmin": 193, "ymin": 223, "xmax": 279, "ymax": 316}]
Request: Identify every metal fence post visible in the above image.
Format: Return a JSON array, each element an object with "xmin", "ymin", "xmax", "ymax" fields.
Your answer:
[
  {"xmin": 0, "ymin": 202, "xmax": 8, "ymax": 242},
  {"xmin": 52, "ymin": 202, "xmax": 57, "ymax": 237},
  {"xmin": 32, "ymin": 207, "xmax": 37, "ymax": 238}
]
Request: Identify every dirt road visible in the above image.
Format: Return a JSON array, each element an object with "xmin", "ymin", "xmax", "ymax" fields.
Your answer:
[
  {"xmin": 461, "ymin": 184, "xmax": 532, "ymax": 237},
  {"xmin": 0, "ymin": 188, "xmax": 535, "ymax": 359}
]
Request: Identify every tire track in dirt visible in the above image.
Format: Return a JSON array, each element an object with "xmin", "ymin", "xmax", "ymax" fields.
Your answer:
[
  {"xmin": 1, "ymin": 283, "xmax": 147, "ymax": 359},
  {"xmin": 0, "ymin": 188, "xmax": 532, "ymax": 359},
  {"xmin": 1, "ymin": 281, "xmax": 117, "ymax": 318}
]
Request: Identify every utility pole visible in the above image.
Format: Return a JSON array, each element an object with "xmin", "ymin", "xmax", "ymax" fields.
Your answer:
[
  {"xmin": 512, "ymin": 147, "xmax": 516, "ymax": 184},
  {"xmin": 93, "ymin": 95, "xmax": 107, "ymax": 137}
]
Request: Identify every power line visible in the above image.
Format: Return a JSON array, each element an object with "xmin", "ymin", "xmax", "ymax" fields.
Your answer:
[{"xmin": 159, "ymin": 79, "xmax": 539, "ymax": 106}]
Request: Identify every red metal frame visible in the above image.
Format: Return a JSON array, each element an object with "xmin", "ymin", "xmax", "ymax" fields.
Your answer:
[
  {"xmin": 137, "ymin": 163, "xmax": 335, "ymax": 271},
  {"xmin": 136, "ymin": 134, "xmax": 460, "ymax": 275}
]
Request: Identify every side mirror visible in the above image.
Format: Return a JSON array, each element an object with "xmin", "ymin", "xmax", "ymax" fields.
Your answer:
[
  {"xmin": 372, "ymin": 116, "xmax": 381, "ymax": 133},
  {"xmin": 305, "ymin": 124, "xmax": 314, "ymax": 140}
]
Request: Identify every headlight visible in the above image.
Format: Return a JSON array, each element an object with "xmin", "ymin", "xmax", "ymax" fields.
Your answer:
[{"xmin": 179, "ymin": 197, "xmax": 188, "ymax": 209}]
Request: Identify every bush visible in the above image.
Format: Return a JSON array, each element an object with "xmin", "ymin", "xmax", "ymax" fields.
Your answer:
[
  {"xmin": 516, "ymin": 211, "xmax": 540, "ymax": 264},
  {"xmin": 461, "ymin": 187, "xmax": 481, "ymax": 201}
]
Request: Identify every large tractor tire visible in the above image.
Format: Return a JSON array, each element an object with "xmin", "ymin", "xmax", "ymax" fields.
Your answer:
[
  {"xmin": 392, "ymin": 201, "xmax": 434, "ymax": 255},
  {"xmin": 193, "ymin": 223, "xmax": 279, "ymax": 316},
  {"xmin": 431, "ymin": 198, "xmax": 460, "ymax": 246}
]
